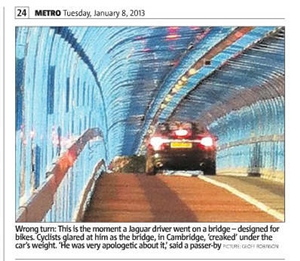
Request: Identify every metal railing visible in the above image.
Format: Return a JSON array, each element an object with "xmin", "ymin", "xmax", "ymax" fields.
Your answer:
[{"xmin": 16, "ymin": 128, "xmax": 105, "ymax": 222}]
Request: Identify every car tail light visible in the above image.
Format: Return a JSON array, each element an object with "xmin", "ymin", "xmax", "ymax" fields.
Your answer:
[
  {"xmin": 200, "ymin": 136, "xmax": 214, "ymax": 147},
  {"xmin": 150, "ymin": 137, "xmax": 165, "ymax": 151}
]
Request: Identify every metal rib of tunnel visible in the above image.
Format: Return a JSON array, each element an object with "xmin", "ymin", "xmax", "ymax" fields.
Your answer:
[{"xmin": 15, "ymin": 26, "xmax": 284, "ymax": 222}]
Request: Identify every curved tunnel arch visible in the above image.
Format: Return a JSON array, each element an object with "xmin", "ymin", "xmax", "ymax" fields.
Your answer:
[
  {"xmin": 15, "ymin": 26, "xmax": 285, "ymax": 210},
  {"xmin": 166, "ymin": 28, "xmax": 284, "ymax": 178}
]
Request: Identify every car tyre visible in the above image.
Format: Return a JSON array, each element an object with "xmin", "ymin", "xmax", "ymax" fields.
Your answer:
[
  {"xmin": 203, "ymin": 161, "xmax": 216, "ymax": 175},
  {"xmin": 145, "ymin": 156, "xmax": 157, "ymax": 175}
]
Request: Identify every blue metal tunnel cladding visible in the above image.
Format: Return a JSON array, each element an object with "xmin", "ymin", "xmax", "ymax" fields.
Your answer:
[{"xmin": 15, "ymin": 26, "xmax": 284, "ymax": 221}]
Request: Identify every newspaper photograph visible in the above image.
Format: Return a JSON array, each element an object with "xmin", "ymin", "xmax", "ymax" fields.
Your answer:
[{"xmin": 1, "ymin": 1, "xmax": 299, "ymax": 261}]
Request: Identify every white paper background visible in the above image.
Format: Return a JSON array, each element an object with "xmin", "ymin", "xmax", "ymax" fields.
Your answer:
[{"xmin": 1, "ymin": 1, "xmax": 299, "ymax": 260}]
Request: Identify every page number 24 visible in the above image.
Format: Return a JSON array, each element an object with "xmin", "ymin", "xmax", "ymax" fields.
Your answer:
[{"xmin": 15, "ymin": 7, "xmax": 29, "ymax": 18}]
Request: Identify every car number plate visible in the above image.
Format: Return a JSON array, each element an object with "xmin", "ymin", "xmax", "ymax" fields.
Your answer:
[{"xmin": 170, "ymin": 142, "xmax": 192, "ymax": 148}]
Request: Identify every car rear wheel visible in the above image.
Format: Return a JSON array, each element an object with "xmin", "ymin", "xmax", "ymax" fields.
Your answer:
[
  {"xmin": 202, "ymin": 161, "xmax": 216, "ymax": 175},
  {"xmin": 145, "ymin": 156, "xmax": 157, "ymax": 175}
]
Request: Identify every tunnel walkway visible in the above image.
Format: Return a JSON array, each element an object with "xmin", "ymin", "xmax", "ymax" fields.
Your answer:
[
  {"xmin": 83, "ymin": 173, "xmax": 283, "ymax": 222},
  {"xmin": 207, "ymin": 175, "xmax": 284, "ymax": 215}
]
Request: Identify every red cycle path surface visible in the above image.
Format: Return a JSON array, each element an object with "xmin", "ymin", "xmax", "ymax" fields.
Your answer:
[{"xmin": 83, "ymin": 173, "xmax": 280, "ymax": 222}]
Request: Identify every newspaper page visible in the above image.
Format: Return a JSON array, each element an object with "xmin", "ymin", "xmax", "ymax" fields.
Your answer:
[{"xmin": 1, "ymin": 1, "xmax": 299, "ymax": 261}]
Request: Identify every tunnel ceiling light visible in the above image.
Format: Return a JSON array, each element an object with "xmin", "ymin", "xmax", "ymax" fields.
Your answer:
[
  {"xmin": 171, "ymin": 87, "xmax": 178, "ymax": 94},
  {"xmin": 165, "ymin": 94, "xmax": 172, "ymax": 102},
  {"xmin": 188, "ymin": 68, "xmax": 197, "ymax": 76},
  {"xmin": 166, "ymin": 26, "xmax": 180, "ymax": 41},
  {"xmin": 190, "ymin": 26, "xmax": 201, "ymax": 31},
  {"xmin": 166, "ymin": 34, "xmax": 180, "ymax": 40},
  {"xmin": 160, "ymin": 103, "xmax": 167, "ymax": 109},
  {"xmin": 181, "ymin": 75, "xmax": 188, "ymax": 82},
  {"xmin": 177, "ymin": 80, "xmax": 184, "ymax": 86},
  {"xmin": 174, "ymin": 84, "xmax": 182, "ymax": 91}
]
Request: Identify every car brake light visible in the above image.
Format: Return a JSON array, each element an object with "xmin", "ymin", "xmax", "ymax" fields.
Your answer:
[
  {"xmin": 150, "ymin": 137, "xmax": 165, "ymax": 150},
  {"xmin": 175, "ymin": 129, "xmax": 188, "ymax": 136},
  {"xmin": 200, "ymin": 136, "xmax": 214, "ymax": 147}
]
